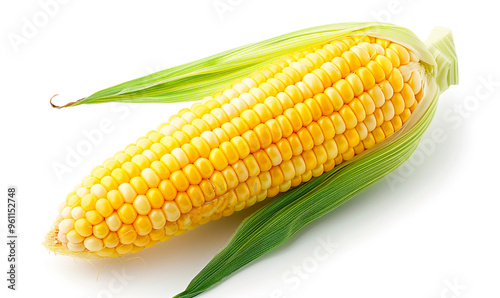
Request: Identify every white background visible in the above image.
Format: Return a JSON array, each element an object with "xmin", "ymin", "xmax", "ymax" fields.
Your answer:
[{"xmin": 1, "ymin": 0, "xmax": 499, "ymax": 297}]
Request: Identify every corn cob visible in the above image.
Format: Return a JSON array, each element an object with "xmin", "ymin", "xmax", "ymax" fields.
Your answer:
[{"xmin": 45, "ymin": 33, "xmax": 427, "ymax": 258}]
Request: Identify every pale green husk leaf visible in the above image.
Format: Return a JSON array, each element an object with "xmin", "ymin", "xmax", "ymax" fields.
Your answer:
[{"xmin": 59, "ymin": 22, "xmax": 439, "ymax": 107}]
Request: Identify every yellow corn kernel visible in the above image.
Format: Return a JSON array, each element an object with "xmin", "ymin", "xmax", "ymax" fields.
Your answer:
[
  {"xmin": 160, "ymin": 154, "xmax": 181, "ymax": 172},
  {"xmin": 66, "ymin": 230, "xmax": 84, "ymax": 244},
  {"xmin": 115, "ymin": 244, "xmax": 133, "ymax": 255},
  {"xmin": 321, "ymin": 62, "xmax": 343, "ymax": 84},
  {"xmin": 105, "ymin": 212, "xmax": 122, "ymax": 232},
  {"xmin": 392, "ymin": 93, "xmax": 406, "ymax": 115},
  {"xmin": 363, "ymin": 133, "xmax": 376, "ymax": 149},
  {"xmin": 247, "ymin": 176, "xmax": 262, "ymax": 196},
  {"xmin": 334, "ymin": 80, "xmax": 354, "ymax": 104},
  {"xmin": 146, "ymin": 188, "xmax": 165, "ymax": 209},
  {"xmin": 304, "ymin": 98, "xmax": 323, "ymax": 121},
  {"xmin": 341, "ymin": 51, "xmax": 361, "ymax": 72},
  {"xmin": 385, "ymin": 47, "xmax": 401, "ymax": 68},
  {"xmin": 82, "ymin": 176, "xmax": 98, "ymax": 188},
  {"xmin": 170, "ymin": 170, "xmax": 190, "ymax": 192},
  {"xmin": 84, "ymin": 236, "xmax": 104, "ymax": 252},
  {"xmin": 133, "ymin": 216, "xmax": 153, "ymax": 236},
  {"xmin": 191, "ymin": 137, "xmax": 212, "ymax": 158},
  {"xmin": 222, "ymin": 167, "xmax": 239, "ymax": 190},
  {"xmin": 388, "ymin": 68, "xmax": 404, "ymax": 93},
  {"xmin": 131, "ymin": 154, "xmax": 150, "ymax": 171},
  {"xmin": 158, "ymin": 180, "xmax": 177, "ymax": 201},
  {"xmin": 401, "ymin": 83, "xmax": 416, "ymax": 107},
  {"xmin": 381, "ymin": 101, "xmax": 395, "ymax": 121},
  {"xmin": 74, "ymin": 218, "xmax": 93, "ymax": 237},
  {"xmin": 93, "ymin": 221, "xmax": 110, "ymax": 239},
  {"xmin": 106, "ymin": 190, "xmax": 124, "ymax": 211},
  {"xmin": 58, "ymin": 219, "xmax": 74, "ymax": 234},
  {"xmin": 391, "ymin": 116, "xmax": 403, "ymax": 131},
  {"xmin": 330, "ymin": 112, "xmax": 346, "ymax": 134},
  {"xmin": 349, "ymin": 98, "xmax": 366, "ymax": 122},
  {"xmin": 297, "ymin": 128, "xmax": 314, "ymax": 151},
  {"xmin": 381, "ymin": 121, "xmax": 395, "ymax": 137},
  {"xmin": 90, "ymin": 184, "xmax": 107, "ymax": 199},
  {"xmin": 111, "ymin": 168, "xmax": 129, "ymax": 185},
  {"xmin": 117, "ymin": 203, "xmax": 137, "ymax": 225},
  {"xmin": 366, "ymin": 61, "xmax": 386, "ymax": 83},
  {"xmin": 81, "ymin": 194, "xmax": 97, "ymax": 211},
  {"xmin": 339, "ymin": 106, "xmax": 358, "ymax": 130},
  {"xmin": 103, "ymin": 232, "xmax": 119, "ymax": 248},
  {"xmin": 334, "ymin": 134, "xmax": 349, "ymax": 154},
  {"xmin": 93, "ymin": 168, "xmax": 110, "ymax": 180},
  {"xmin": 133, "ymin": 195, "xmax": 151, "ymax": 215},
  {"xmin": 134, "ymin": 235, "xmax": 151, "ymax": 247},
  {"xmin": 373, "ymin": 108, "xmax": 385, "ymax": 126},
  {"xmin": 372, "ymin": 127, "xmax": 386, "ymax": 143},
  {"xmin": 401, "ymin": 109, "xmax": 412, "ymax": 123},
  {"xmin": 117, "ymin": 224, "xmax": 137, "ymax": 245},
  {"xmin": 254, "ymin": 150, "xmax": 273, "ymax": 172},
  {"xmin": 220, "ymin": 142, "xmax": 240, "ymax": 165},
  {"xmin": 209, "ymin": 148, "xmax": 229, "ymax": 171},
  {"xmin": 254, "ymin": 123, "xmax": 273, "ymax": 148},
  {"xmin": 356, "ymin": 67, "xmax": 376, "ymax": 91},
  {"xmin": 130, "ymin": 176, "xmax": 149, "ymax": 195},
  {"xmin": 346, "ymin": 73, "xmax": 364, "ymax": 97},
  {"xmin": 175, "ymin": 192, "xmax": 193, "ymax": 213},
  {"xmin": 369, "ymin": 85, "xmax": 387, "ymax": 107},
  {"xmin": 375, "ymin": 55, "xmax": 392, "ymax": 77},
  {"xmin": 86, "ymin": 210, "xmax": 103, "ymax": 225},
  {"xmin": 408, "ymin": 71, "xmax": 422, "ymax": 94},
  {"xmin": 163, "ymin": 201, "xmax": 181, "ymax": 222},
  {"xmin": 122, "ymin": 162, "xmax": 140, "ymax": 178}
]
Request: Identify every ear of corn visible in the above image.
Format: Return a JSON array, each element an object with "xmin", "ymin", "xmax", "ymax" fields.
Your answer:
[{"xmin": 46, "ymin": 23, "xmax": 457, "ymax": 297}]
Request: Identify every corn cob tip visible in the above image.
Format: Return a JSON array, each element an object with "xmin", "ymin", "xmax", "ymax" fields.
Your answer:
[
  {"xmin": 43, "ymin": 220, "xmax": 65, "ymax": 253},
  {"xmin": 43, "ymin": 219, "xmax": 66, "ymax": 254},
  {"xmin": 43, "ymin": 219, "xmax": 95, "ymax": 259},
  {"xmin": 50, "ymin": 94, "xmax": 86, "ymax": 109}
]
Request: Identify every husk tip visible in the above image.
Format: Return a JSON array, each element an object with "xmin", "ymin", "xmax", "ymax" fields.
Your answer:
[{"xmin": 50, "ymin": 94, "xmax": 86, "ymax": 109}]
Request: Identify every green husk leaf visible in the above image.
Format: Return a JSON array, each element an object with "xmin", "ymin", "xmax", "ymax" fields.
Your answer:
[
  {"xmin": 54, "ymin": 22, "xmax": 435, "ymax": 107},
  {"xmin": 173, "ymin": 83, "xmax": 437, "ymax": 298},
  {"xmin": 172, "ymin": 26, "xmax": 457, "ymax": 298}
]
